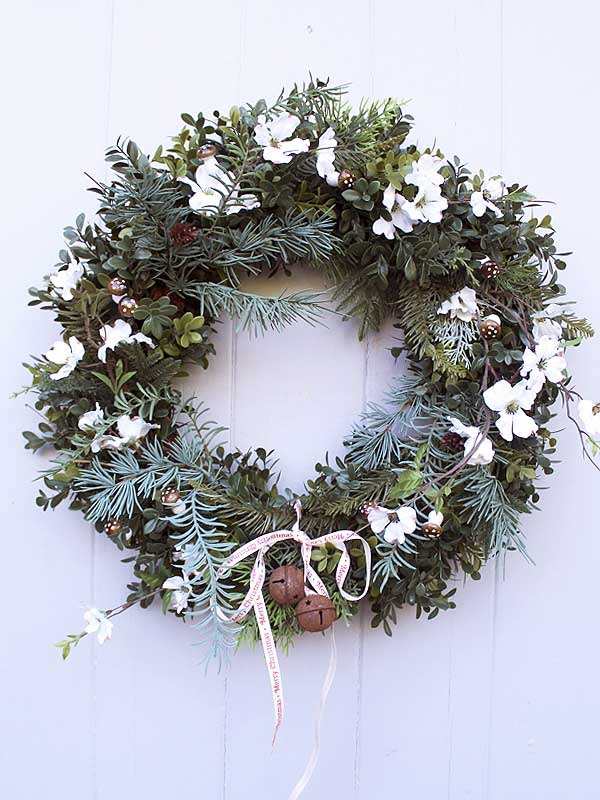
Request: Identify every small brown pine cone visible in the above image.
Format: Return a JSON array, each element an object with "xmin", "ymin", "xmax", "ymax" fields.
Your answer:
[
  {"xmin": 170, "ymin": 222, "xmax": 199, "ymax": 248},
  {"xmin": 441, "ymin": 432, "xmax": 464, "ymax": 453}
]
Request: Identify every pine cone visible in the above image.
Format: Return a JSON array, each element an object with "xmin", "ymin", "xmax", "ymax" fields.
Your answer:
[
  {"xmin": 441, "ymin": 432, "xmax": 463, "ymax": 453},
  {"xmin": 170, "ymin": 222, "xmax": 198, "ymax": 247}
]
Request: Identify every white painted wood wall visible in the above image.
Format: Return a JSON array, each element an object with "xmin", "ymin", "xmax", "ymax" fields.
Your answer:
[{"xmin": 2, "ymin": 2, "xmax": 600, "ymax": 797}]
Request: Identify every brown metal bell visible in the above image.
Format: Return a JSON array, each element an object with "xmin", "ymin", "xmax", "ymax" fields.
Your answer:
[
  {"xmin": 268, "ymin": 565, "xmax": 305, "ymax": 606},
  {"xmin": 295, "ymin": 594, "xmax": 336, "ymax": 632}
]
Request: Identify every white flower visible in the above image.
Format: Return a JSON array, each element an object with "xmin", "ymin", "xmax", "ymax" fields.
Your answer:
[
  {"xmin": 162, "ymin": 572, "xmax": 192, "ymax": 613},
  {"xmin": 448, "ymin": 417, "xmax": 495, "ymax": 465},
  {"xmin": 316, "ymin": 127, "xmax": 339, "ymax": 186},
  {"xmin": 253, "ymin": 112, "xmax": 310, "ymax": 164},
  {"xmin": 483, "ymin": 379, "xmax": 538, "ymax": 441},
  {"xmin": 181, "ymin": 156, "xmax": 259, "ymax": 215},
  {"xmin": 78, "ymin": 403, "xmax": 105, "ymax": 430},
  {"xmin": 531, "ymin": 303, "xmax": 563, "ymax": 342},
  {"xmin": 91, "ymin": 434, "xmax": 126, "ymax": 453},
  {"xmin": 45, "ymin": 336, "xmax": 84, "ymax": 380},
  {"xmin": 372, "ymin": 183, "xmax": 415, "ymax": 238},
  {"xmin": 49, "ymin": 257, "xmax": 85, "ymax": 301},
  {"xmin": 520, "ymin": 336, "xmax": 567, "ymax": 393},
  {"xmin": 406, "ymin": 183, "xmax": 449, "ymax": 224},
  {"xmin": 98, "ymin": 319, "xmax": 155, "ymax": 362},
  {"xmin": 405, "ymin": 154, "xmax": 445, "ymax": 191},
  {"xmin": 470, "ymin": 177, "xmax": 504, "ymax": 218},
  {"xmin": 427, "ymin": 510, "xmax": 444, "ymax": 527},
  {"xmin": 91, "ymin": 414, "xmax": 158, "ymax": 453},
  {"xmin": 367, "ymin": 505, "xmax": 417, "ymax": 545},
  {"xmin": 437, "ymin": 287, "xmax": 479, "ymax": 322},
  {"xmin": 83, "ymin": 608, "xmax": 113, "ymax": 644},
  {"xmin": 116, "ymin": 414, "xmax": 159, "ymax": 444},
  {"xmin": 578, "ymin": 399, "xmax": 600, "ymax": 437}
]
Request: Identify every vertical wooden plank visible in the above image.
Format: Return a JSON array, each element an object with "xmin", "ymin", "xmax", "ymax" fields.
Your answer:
[
  {"xmin": 0, "ymin": 2, "xmax": 113, "ymax": 798},
  {"xmin": 488, "ymin": 3, "xmax": 600, "ymax": 798},
  {"xmin": 357, "ymin": 5, "xmax": 457, "ymax": 798},
  {"xmin": 93, "ymin": 2, "xmax": 242, "ymax": 798},
  {"xmin": 358, "ymin": 3, "xmax": 504, "ymax": 798},
  {"xmin": 224, "ymin": 3, "xmax": 373, "ymax": 797},
  {"xmin": 445, "ymin": 3, "xmax": 503, "ymax": 799}
]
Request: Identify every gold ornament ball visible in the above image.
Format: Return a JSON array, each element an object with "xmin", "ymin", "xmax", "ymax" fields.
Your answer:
[
  {"xmin": 104, "ymin": 519, "xmax": 122, "ymax": 536},
  {"xmin": 268, "ymin": 565, "xmax": 305, "ymax": 606},
  {"xmin": 481, "ymin": 260, "xmax": 501, "ymax": 279},
  {"xmin": 337, "ymin": 169, "xmax": 356, "ymax": 191},
  {"xmin": 107, "ymin": 276, "xmax": 128, "ymax": 296},
  {"xmin": 480, "ymin": 314, "xmax": 502, "ymax": 341},
  {"xmin": 161, "ymin": 486, "xmax": 181, "ymax": 505},
  {"xmin": 118, "ymin": 296, "xmax": 138, "ymax": 317},
  {"xmin": 295, "ymin": 594, "xmax": 336, "ymax": 632},
  {"xmin": 197, "ymin": 143, "xmax": 218, "ymax": 160},
  {"xmin": 422, "ymin": 523, "xmax": 443, "ymax": 539}
]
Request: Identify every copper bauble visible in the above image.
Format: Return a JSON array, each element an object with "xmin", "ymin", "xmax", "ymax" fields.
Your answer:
[
  {"xmin": 161, "ymin": 486, "xmax": 181, "ymax": 505},
  {"xmin": 104, "ymin": 519, "xmax": 122, "ymax": 536},
  {"xmin": 481, "ymin": 260, "xmax": 501, "ymax": 279},
  {"xmin": 295, "ymin": 594, "xmax": 336, "ymax": 632},
  {"xmin": 268, "ymin": 565, "xmax": 305, "ymax": 606},
  {"xmin": 118, "ymin": 296, "xmax": 138, "ymax": 317},
  {"xmin": 480, "ymin": 314, "xmax": 502, "ymax": 340},
  {"xmin": 337, "ymin": 169, "xmax": 356, "ymax": 191},
  {"xmin": 107, "ymin": 276, "xmax": 128, "ymax": 296},
  {"xmin": 422, "ymin": 523, "xmax": 443, "ymax": 539},
  {"xmin": 197, "ymin": 143, "xmax": 218, "ymax": 159}
]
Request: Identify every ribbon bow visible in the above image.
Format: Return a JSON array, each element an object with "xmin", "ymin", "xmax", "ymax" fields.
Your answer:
[{"xmin": 217, "ymin": 501, "xmax": 372, "ymax": 743}]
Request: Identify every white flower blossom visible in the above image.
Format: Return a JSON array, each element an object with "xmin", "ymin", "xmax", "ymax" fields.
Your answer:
[
  {"xmin": 98, "ymin": 319, "xmax": 155, "ymax": 363},
  {"xmin": 531, "ymin": 303, "xmax": 564, "ymax": 342},
  {"xmin": 91, "ymin": 414, "xmax": 159, "ymax": 453},
  {"xmin": 181, "ymin": 156, "xmax": 259, "ymax": 215},
  {"xmin": 117, "ymin": 414, "xmax": 159, "ymax": 444},
  {"xmin": 78, "ymin": 403, "xmax": 105, "ymax": 431},
  {"xmin": 520, "ymin": 336, "xmax": 567, "ymax": 393},
  {"xmin": 427, "ymin": 510, "xmax": 444, "ymax": 527},
  {"xmin": 470, "ymin": 177, "xmax": 504, "ymax": 218},
  {"xmin": 448, "ymin": 417, "xmax": 495, "ymax": 465},
  {"xmin": 406, "ymin": 183, "xmax": 449, "ymax": 224},
  {"xmin": 367, "ymin": 505, "xmax": 417, "ymax": 545},
  {"xmin": 578, "ymin": 399, "xmax": 600, "ymax": 437},
  {"xmin": 405, "ymin": 154, "xmax": 445, "ymax": 190},
  {"xmin": 162, "ymin": 572, "xmax": 192, "ymax": 613},
  {"xmin": 83, "ymin": 608, "xmax": 113, "ymax": 644},
  {"xmin": 401, "ymin": 155, "xmax": 448, "ymax": 224},
  {"xmin": 372, "ymin": 183, "xmax": 415, "ymax": 238},
  {"xmin": 483, "ymin": 379, "xmax": 538, "ymax": 441},
  {"xmin": 437, "ymin": 287, "xmax": 479, "ymax": 322},
  {"xmin": 316, "ymin": 127, "xmax": 339, "ymax": 186},
  {"xmin": 90, "ymin": 434, "xmax": 126, "ymax": 453},
  {"xmin": 49, "ymin": 257, "xmax": 85, "ymax": 301},
  {"xmin": 253, "ymin": 112, "xmax": 310, "ymax": 164},
  {"xmin": 45, "ymin": 336, "xmax": 84, "ymax": 380}
]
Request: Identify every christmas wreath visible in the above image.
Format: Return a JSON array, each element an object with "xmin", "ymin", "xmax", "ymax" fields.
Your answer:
[{"xmin": 23, "ymin": 79, "xmax": 598, "ymax": 665}]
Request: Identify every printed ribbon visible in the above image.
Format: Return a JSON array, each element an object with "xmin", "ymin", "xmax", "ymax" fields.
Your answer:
[{"xmin": 217, "ymin": 501, "xmax": 371, "ymax": 745}]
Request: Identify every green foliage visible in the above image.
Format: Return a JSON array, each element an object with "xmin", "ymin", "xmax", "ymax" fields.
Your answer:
[{"xmin": 172, "ymin": 312, "xmax": 205, "ymax": 348}]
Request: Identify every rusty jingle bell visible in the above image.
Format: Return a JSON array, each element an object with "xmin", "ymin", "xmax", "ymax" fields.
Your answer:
[
  {"xmin": 268, "ymin": 565, "xmax": 305, "ymax": 606},
  {"xmin": 295, "ymin": 594, "xmax": 336, "ymax": 632}
]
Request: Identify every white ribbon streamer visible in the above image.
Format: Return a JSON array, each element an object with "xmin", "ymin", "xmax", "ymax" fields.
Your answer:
[{"xmin": 287, "ymin": 625, "xmax": 338, "ymax": 800}]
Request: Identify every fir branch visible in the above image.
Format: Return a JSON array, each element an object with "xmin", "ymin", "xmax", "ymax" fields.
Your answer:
[{"xmin": 185, "ymin": 282, "xmax": 328, "ymax": 335}]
